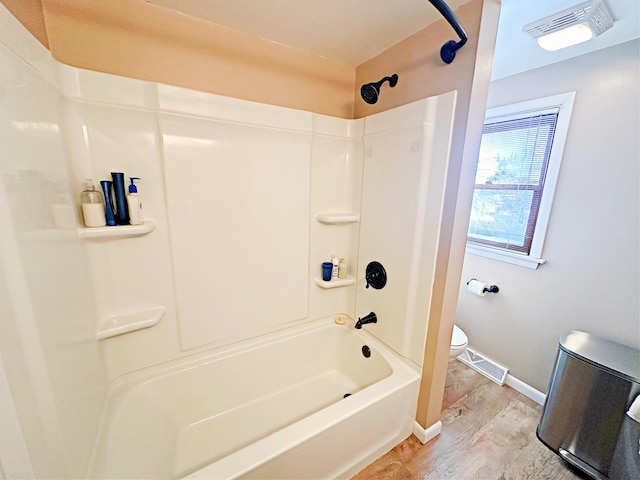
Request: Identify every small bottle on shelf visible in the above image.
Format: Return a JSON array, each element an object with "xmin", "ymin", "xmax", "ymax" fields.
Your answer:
[
  {"xmin": 331, "ymin": 256, "xmax": 339, "ymax": 280},
  {"xmin": 80, "ymin": 179, "xmax": 106, "ymax": 227},
  {"xmin": 126, "ymin": 177, "xmax": 144, "ymax": 225},
  {"xmin": 338, "ymin": 258, "xmax": 347, "ymax": 279}
]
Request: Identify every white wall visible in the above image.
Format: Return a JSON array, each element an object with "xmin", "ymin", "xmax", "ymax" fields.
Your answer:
[
  {"xmin": 0, "ymin": 26, "xmax": 108, "ymax": 478},
  {"xmin": 58, "ymin": 76, "xmax": 368, "ymax": 378},
  {"xmin": 356, "ymin": 94, "xmax": 456, "ymax": 365},
  {"xmin": 456, "ymin": 39, "xmax": 640, "ymax": 393}
]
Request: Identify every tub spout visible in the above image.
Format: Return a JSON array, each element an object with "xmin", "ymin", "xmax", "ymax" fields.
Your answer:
[{"xmin": 355, "ymin": 312, "xmax": 377, "ymax": 329}]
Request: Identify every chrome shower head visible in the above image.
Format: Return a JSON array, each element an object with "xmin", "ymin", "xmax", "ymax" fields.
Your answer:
[{"xmin": 360, "ymin": 74, "xmax": 398, "ymax": 105}]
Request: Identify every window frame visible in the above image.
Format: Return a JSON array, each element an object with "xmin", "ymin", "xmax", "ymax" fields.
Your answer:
[{"xmin": 465, "ymin": 92, "xmax": 576, "ymax": 269}]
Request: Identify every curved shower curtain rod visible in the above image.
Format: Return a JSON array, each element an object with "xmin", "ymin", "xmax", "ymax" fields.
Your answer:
[
  {"xmin": 427, "ymin": 0, "xmax": 468, "ymax": 64},
  {"xmin": 359, "ymin": 0, "xmax": 468, "ymax": 104}
]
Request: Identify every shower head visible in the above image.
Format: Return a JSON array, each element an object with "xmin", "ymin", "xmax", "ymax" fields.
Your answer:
[{"xmin": 360, "ymin": 74, "xmax": 398, "ymax": 105}]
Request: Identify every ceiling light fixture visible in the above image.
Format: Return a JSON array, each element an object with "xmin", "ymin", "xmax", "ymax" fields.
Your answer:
[{"xmin": 523, "ymin": 0, "xmax": 614, "ymax": 52}]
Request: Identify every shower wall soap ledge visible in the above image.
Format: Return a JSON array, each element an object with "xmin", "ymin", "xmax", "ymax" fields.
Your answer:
[
  {"xmin": 314, "ymin": 276, "xmax": 356, "ymax": 289},
  {"xmin": 96, "ymin": 306, "xmax": 166, "ymax": 340},
  {"xmin": 315, "ymin": 213, "xmax": 359, "ymax": 225},
  {"xmin": 78, "ymin": 218, "xmax": 156, "ymax": 239}
]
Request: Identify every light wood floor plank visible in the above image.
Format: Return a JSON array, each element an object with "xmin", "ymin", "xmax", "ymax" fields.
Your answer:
[{"xmin": 351, "ymin": 360, "xmax": 585, "ymax": 480}]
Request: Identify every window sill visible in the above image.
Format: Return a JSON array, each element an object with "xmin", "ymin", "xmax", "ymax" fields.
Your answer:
[{"xmin": 465, "ymin": 244, "xmax": 546, "ymax": 270}]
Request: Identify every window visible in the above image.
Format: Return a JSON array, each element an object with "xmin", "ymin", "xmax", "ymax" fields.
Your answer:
[{"xmin": 466, "ymin": 92, "xmax": 576, "ymax": 269}]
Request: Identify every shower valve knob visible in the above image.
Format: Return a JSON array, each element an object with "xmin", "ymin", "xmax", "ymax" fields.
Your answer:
[{"xmin": 365, "ymin": 261, "xmax": 387, "ymax": 290}]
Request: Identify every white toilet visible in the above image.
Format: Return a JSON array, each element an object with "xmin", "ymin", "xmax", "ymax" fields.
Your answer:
[{"xmin": 449, "ymin": 324, "xmax": 468, "ymax": 358}]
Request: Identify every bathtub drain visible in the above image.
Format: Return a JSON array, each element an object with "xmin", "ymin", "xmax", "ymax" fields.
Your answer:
[{"xmin": 362, "ymin": 345, "xmax": 371, "ymax": 358}]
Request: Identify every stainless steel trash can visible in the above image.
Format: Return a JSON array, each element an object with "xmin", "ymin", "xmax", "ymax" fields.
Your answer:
[{"xmin": 537, "ymin": 330, "xmax": 640, "ymax": 480}]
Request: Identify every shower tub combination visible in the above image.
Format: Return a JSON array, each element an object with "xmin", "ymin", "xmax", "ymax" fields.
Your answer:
[{"xmin": 89, "ymin": 317, "xmax": 421, "ymax": 479}]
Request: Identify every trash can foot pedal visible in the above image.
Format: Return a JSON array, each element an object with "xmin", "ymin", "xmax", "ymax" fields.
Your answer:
[{"xmin": 559, "ymin": 447, "xmax": 607, "ymax": 480}]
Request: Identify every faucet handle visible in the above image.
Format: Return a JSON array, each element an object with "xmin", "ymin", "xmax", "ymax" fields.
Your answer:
[{"xmin": 365, "ymin": 261, "xmax": 387, "ymax": 289}]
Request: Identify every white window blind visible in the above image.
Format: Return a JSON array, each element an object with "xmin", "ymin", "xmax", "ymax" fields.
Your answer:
[
  {"xmin": 467, "ymin": 109, "xmax": 559, "ymax": 254},
  {"xmin": 465, "ymin": 92, "xmax": 576, "ymax": 269}
]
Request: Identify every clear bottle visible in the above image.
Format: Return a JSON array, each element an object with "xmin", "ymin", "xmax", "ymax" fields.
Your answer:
[
  {"xmin": 80, "ymin": 179, "xmax": 106, "ymax": 227},
  {"xmin": 338, "ymin": 258, "xmax": 347, "ymax": 279}
]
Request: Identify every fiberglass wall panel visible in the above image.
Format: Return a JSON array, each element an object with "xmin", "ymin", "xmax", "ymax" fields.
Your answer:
[{"xmin": 161, "ymin": 114, "xmax": 310, "ymax": 349}]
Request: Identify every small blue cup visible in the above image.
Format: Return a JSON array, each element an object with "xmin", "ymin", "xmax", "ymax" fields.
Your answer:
[{"xmin": 321, "ymin": 262, "xmax": 333, "ymax": 281}]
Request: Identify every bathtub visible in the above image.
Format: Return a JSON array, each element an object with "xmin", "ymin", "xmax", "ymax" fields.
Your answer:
[{"xmin": 88, "ymin": 317, "xmax": 421, "ymax": 479}]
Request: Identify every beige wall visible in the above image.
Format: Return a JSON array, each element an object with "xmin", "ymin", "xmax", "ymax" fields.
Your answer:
[
  {"xmin": 355, "ymin": 1, "xmax": 478, "ymax": 119},
  {"xmin": 2, "ymin": 0, "xmax": 497, "ymax": 124},
  {"xmin": 0, "ymin": 0, "xmax": 47, "ymax": 47},
  {"xmin": 2, "ymin": 0, "xmax": 355, "ymax": 117},
  {"xmin": 457, "ymin": 39, "xmax": 640, "ymax": 393}
]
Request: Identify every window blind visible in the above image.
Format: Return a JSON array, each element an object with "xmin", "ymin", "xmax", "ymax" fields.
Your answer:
[{"xmin": 467, "ymin": 109, "xmax": 559, "ymax": 254}]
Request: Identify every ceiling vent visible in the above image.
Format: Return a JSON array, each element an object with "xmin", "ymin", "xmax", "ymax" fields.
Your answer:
[{"xmin": 523, "ymin": 0, "xmax": 614, "ymax": 51}]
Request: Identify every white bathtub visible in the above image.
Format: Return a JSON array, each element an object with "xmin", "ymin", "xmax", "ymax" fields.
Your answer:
[{"xmin": 88, "ymin": 317, "xmax": 421, "ymax": 479}]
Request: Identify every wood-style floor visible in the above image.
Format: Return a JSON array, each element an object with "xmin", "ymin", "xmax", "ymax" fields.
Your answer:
[{"xmin": 352, "ymin": 359, "xmax": 588, "ymax": 480}]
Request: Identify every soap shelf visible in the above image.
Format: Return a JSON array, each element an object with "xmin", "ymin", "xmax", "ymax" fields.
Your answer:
[
  {"xmin": 78, "ymin": 218, "xmax": 156, "ymax": 239},
  {"xmin": 315, "ymin": 213, "xmax": 359, "ymax": 225},
  {"xmin": 96, "ymin": 305, "xmax": 165, "ymax": 340},
  {"xmin": 314, "ymin": 276, "xmax": 356, "ymax": 289}
]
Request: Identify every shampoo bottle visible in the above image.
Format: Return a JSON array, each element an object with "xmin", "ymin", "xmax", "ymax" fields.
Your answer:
[
  {"xmin": 111, "ymin": 172, "xmax": 130, "ymax": 225},
  {"xmin": 338, "ymin": 258, "xmax": 347, "ymax": 279},
  {"xmin": 126, "ymin": 177, "xmax": 144, "ymax": 225},
  {"xmin": 100, "ymin": 180, "xmax": 117, "ymax": 226}
]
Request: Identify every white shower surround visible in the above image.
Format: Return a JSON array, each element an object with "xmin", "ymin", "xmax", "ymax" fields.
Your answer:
[
  {"xmin": 53, "ymin": 59, "xmax": 457, "ymax": 366},
  {"xmin": 0, "ymin": 8, "xmax": 457, "ymax": 477},
  {"xmin": 67, "ymin": 77, "xmax": 453, "ymax": 476},
  {"xmin": 58, "ymin": 63, "xmax": 370, "ymax": 356}
]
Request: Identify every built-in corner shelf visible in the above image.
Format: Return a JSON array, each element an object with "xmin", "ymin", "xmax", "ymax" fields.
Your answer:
[
  {"xmin": 96, "ymin": 305, "xmax": 165, "ymax": 340},
  {"xmin": 314, "ymin": 276, "xmax": 356, "ymax": 289},
  {"xmin": 78, "ymin": 218, "xmax": 157, "ymax": 240},
  {"xmin": 315, "ymin": 213, "xmax": 359, "ymax": 225}
]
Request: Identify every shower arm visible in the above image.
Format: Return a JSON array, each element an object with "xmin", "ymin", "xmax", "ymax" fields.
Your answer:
[{"xmin": 427, "ymin": 0, "xmax": 468, "ymax": 64}]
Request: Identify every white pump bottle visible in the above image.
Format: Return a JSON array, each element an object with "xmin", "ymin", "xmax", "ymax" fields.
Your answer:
[{"xmin": 126, "ymin": 177, "xmax": 144, "ymax": 225}]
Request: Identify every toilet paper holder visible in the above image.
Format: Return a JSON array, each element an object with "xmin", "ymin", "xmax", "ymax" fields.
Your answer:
[{"xmin": 467, "ymin": 278, "xmax": 499, "ymax": 294}]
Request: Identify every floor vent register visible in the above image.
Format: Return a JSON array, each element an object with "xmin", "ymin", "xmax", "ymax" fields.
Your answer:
[{"xmin": 457, "ymin": 347, "xmax": 508, "ymax": 385}]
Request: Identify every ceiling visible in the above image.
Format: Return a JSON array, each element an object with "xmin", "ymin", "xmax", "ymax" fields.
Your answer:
[
  {"xmin": 147, "ymin": 0, "xmax": 640, "ymax": 78},
  {"xmin": 146, "ymin": 0, "xmax": 470, "ymax": 65}
]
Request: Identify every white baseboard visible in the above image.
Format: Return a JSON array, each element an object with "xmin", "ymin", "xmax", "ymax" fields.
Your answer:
[
  {"xmin": 412, "ymin": 420, "xmax": 441, "ymax": 445},
  {"xmin": 505, "ymin": 374, "xmax": 546, "ymax": 406}
]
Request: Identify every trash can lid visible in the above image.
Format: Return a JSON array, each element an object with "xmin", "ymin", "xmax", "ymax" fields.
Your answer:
[{"xmin": 560, "ymin": 330, "xmax": 640, "ymax": 384}]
